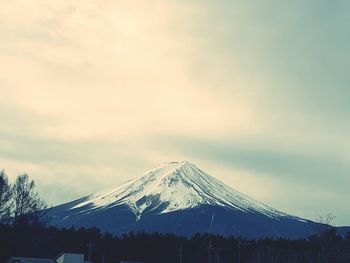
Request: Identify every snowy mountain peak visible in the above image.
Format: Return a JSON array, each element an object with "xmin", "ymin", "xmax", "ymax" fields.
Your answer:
[{"xmin": 71, "ymin": 161, "xmax": 291, "ymax": 221}]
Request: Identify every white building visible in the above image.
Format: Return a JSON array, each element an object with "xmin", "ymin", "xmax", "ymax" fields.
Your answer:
[
  {"xmin": 56, "ymin": 253, "xmax": 90, "ymax": 263},
  {"xmin": 7, "ymin": 257, "xmax": 55, "ymax": 263},
  {"xmin": 7, "ymin": 253, "xmax": 92, "ymax": 263}
]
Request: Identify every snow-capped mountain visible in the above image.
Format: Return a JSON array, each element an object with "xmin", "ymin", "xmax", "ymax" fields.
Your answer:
[
  {"xmin": 46, "ymin": 161, "xmax": 326, "ymax": 238},
  {"xmin": 71, "ymin": 161, "xmax": 290, "ymax": 219}
]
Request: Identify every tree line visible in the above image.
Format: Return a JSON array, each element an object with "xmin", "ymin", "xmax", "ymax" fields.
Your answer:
[
  {"xmin": 1, "ymin": 171, "xmax": 350, "ymax": 263},
  {"xmin": 0, "ymin": 170, "xmax": 46, "ymax": 226},
  {"xmin": 1, "ymin": 223, "xmax": 350, "ymax": 263}
]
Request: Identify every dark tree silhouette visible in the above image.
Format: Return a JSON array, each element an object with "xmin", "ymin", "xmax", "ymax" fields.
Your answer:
[
  {"xmin": 0, "ymin": 225, "xmax": 349, "ymax": 263},
  {"xmin": 12, "ymin": 174, "xmax": 47, "ymax": 225},
  {"xmin": 0, "ymin": 170, "xmax": 12, "ymax": 223}
]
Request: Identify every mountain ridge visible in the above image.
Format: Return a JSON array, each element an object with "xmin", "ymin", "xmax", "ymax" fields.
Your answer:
[
  {"xmin": 46, "ymin": 161, "xmax": 332, "ymax": 238},
  {"xmin": 67, "ymin": 161, "xmax": 299, "ymax": 220}
]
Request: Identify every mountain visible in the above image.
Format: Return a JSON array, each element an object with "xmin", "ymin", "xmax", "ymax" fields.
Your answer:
[{"xmin": 46, "ymin": 161, "xmax": 330, "ymax": 238}]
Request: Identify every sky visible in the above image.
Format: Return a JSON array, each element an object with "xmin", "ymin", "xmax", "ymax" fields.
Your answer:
[{"xmin": 0, "ymin": 0, "xmax": 349, "ymax": 226}]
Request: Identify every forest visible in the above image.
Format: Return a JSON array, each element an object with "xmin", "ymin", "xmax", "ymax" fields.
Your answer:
[{"xmin": 1, "ymin": 171, "xmax": 350, "ymax": 263}]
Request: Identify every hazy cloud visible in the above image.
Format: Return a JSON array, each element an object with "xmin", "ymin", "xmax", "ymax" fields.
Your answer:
[{"xmin": 1, "ymin": 0, "xmax": 349, "ymax": 225}]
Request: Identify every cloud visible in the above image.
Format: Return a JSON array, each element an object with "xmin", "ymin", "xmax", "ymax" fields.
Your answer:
[
  {"xmin": 0, "ymin": 0, "xmax": 254, "ymax": 141},
  {"xmin": 151, "ymin": 135, "xmax": 350, "ymax": 189},
  {"xmin": 149, "ymin": 134, "xmax": 350, "ymax": 225},
  {"xmin": 0, "ymin": 0, "xmax": 349, "ymax": 225}
]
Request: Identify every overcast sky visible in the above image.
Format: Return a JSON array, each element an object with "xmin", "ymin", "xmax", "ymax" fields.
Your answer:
[{"xmin": 1, "ymin": 0, "xmax": 349, "ymax": 226}]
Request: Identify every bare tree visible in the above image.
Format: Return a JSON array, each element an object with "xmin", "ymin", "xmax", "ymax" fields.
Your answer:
[
  {"xmin": 313, "ymin": 213, "xmax": 337, "ymax": 263},
  {"xmin": 0, "ymin": 170, "xmax": 12, "ymax": 223},
  {"xmin": 313, "ymin": 212, "xmax": 336, "ymax": 237},
  {"xmin": 12, "ymin": 174, "xmax": 47, "ymax": 225},
  {"xmin": 314, "ymin": 212, "xmax": 336, "ymax": 226}
]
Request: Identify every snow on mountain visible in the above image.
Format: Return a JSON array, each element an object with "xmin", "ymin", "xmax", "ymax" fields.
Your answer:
[
  {"xmin": 47, "ymin": 161, "xmax": 331, "ymax": 238},
  {"xmin": 69, "ymin": 161, "xmax": 296, "ymax": 221}
]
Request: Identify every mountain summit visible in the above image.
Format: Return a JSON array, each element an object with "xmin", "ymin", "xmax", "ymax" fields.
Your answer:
[
  {"xmin": 47, "ymin": 161, "xmax": 324, "ymax": 238},
  {"xmin": 71, "ymin": 161, "xmax": 288, "ymax": 220}
]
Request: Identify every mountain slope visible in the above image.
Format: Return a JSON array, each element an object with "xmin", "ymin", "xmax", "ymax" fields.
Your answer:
[{"xmin": 47, "ymin": 161, "xmax": 325, "ymax": 238}]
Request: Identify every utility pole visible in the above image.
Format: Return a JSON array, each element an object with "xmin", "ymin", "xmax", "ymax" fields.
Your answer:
[
  {"xmin": 179, "ymin": 245, "xmax": 183, "ymax": 263},
  {"xmin": 208, "ymin": 213, "xmax": 215, "ymax": 263},
  {"xmin": 238, "ymin": 241, "xmax": 241, "ymax": 263},
  {"xmin": 216, "ymin": 248, "xmax": 222, "ymax": 263},
  {"xmin": 88, "ymin": 240, "xmax": 93, "ymax": 261},
  {"xmin": 208, "ymin": 239, "xmax": 212, "ymax": 263}
]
